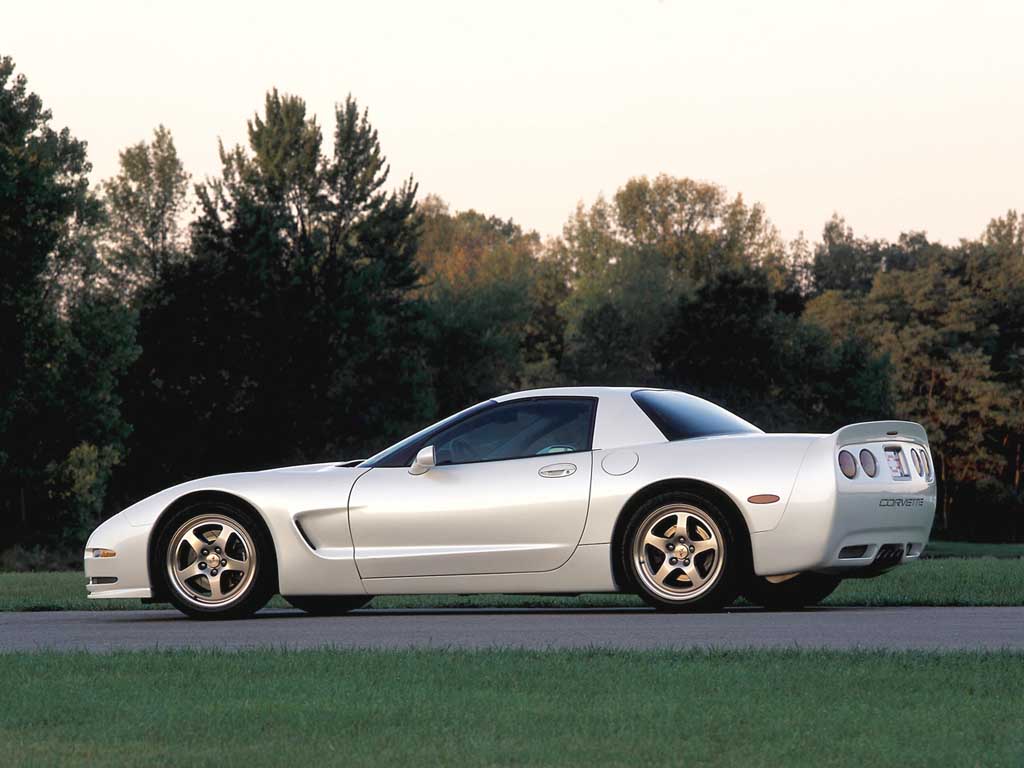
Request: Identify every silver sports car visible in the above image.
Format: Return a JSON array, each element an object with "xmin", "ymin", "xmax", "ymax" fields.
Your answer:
[{"xmin": 85, "ymin": 387, "xmax": 937, "ymax": 618}]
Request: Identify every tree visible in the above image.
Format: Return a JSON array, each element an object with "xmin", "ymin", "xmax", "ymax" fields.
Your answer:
[
  {"xmin": 614, "ymin": 175, "xmax": 791, "ymax": 286},
  {"xmin": 806, "ymin": 228, "xmax": 1018, "ymax": 535},
  {"xmin": 0, "ymin": 56, "xmax": 137, "ymax": 551},
  {"xmin": 808, "ymin": 216, "xmax": 940, "ymax": 296},
  {"xmin": 554, "ymin": 176, "xmax": 804, "ymax": 385},
  {"xmin": 963, "ymin": 212, "xmax": 1024, "ymax": 539},
  {"xmin": 554, "ymin": 196, "xmax": 682, "ymax": 384},
  {"xmin": 415, "ymin": 196, "xmax": 562, "ymax": 411},
  {"xmin": 120, "ymin": 91, "xmax": 428, "ymax": 501},
  {"xmin": 100, "ymin": 125, "xmax": 190, "ymax": 294},
  {"xmin": 655, "ymin": 268, "xmax": 891, "ymax": 432},
  {"xmin": 810, "ymin": 215, "xmax": 886, "ymax": 294}
]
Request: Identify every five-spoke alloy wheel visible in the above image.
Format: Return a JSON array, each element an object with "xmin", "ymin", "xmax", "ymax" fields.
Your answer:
[
  {"xmin": 166, "ymin": 515, "xmax": 256, "ymax": 606},
  {"xmin": 156, "ymin": 500, "xmax": 274, "ymax": 619},
  {"xmin": 621, "ymin": 492, "xmax": 741, "ymax": 611}
]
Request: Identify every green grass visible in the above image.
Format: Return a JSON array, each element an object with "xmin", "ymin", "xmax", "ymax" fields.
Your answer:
[
  {"xmin": 0, "ymin": 648, "xmax": 1020, "ymax": 767},
  {"xmin": 923, "ymin": 540, "xmax": 1024, "ymax": 559},
  {"xmin": 823, "ymin": 557, "xmax": 1024, "ymax": 606},
  {"xmin": 2, "ymin": 557, "xmax": 1022, "ymax": 612}
]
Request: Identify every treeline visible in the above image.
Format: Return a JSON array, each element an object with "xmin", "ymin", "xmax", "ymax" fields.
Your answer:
[{"xmin": 2, "ymin": 56, "xmax": 1022, "ymax": 562}]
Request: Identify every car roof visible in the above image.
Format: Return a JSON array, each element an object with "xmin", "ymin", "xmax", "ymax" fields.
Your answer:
[{"xmin": 494, "ymin": 386, "xmax": 646, "ymax": 402}]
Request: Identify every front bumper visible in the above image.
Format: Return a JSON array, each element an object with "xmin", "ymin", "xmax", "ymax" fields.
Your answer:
[{"xmin": 83, "ymin": 512, "xmax": 152, "ymax": 599}]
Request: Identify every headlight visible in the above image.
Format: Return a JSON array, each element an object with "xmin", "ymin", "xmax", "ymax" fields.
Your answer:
[{"xmin": 838, "ymin": 450, "xmax": 857, "ymax": 479}]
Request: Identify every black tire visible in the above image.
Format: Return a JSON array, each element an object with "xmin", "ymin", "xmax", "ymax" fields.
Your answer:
[
  {"xmin": 284, "ymin": 595, "xmax": 373, "ymax": 615},
  {"xmin": 619, "ymin": 491, "xmax": 742, "ymax": 612},
  {"xmin": 154, "ymin": 498, "xmax": 276, "ymax": 620},
  {"xmin": 741, "ymin": 572, "xmax": 842, "ymax": 610}
]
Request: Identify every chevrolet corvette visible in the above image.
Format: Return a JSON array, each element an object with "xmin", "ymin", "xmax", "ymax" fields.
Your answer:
[{"xmin": 85, "ymin": 387, "xmax": 937, "ymax": 618}]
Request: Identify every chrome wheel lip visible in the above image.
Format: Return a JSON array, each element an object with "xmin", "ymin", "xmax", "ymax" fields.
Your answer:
[
  {"xmin": 165, "ymin": 513, "xmax": 257, "ymax": 609},
  {"xmin": 632, "ymin": 503, "xmax": 725, "ymax": 602}
]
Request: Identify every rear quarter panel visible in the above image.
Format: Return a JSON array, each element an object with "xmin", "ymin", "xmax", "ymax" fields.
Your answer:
[{"xmin": 581, "ymin": 434, "xmax": 819, "ymax": 545}]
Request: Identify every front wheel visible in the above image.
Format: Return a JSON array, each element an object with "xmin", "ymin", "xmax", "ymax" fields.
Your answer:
[
  {"xmin": 284, "ymin": 595, "xmax": 372, "ymax": 615},
  {"xmin": 620, "ymin": 492, "xmax": 741, "ymax": 612},
  {"xmin": 156, "ymin": 500, "xmax": 276, "ymax": 620},
  {"xmin": 742, "ymin": 573, "xmax": 842, "ymax": 610}
]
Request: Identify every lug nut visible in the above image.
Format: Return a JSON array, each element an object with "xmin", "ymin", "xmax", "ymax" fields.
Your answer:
[
  {"xmin": 669, "ymin": 557, "xmax": 678, "ymax": 565},
  {"xmin": 220, "ymin": 559, "xmax": 227, "ymax": 567},
  {"xmin": 198, "ymin": 562, "xmax": 207, "ymax": 570},
  {"xmin": 678, "ymin": 537, "xmax": 686, "ymax": 543},
  {"xmin": 215, "ymin": 547, "xmax": 221, "ymax": 554},
  {"xmin": 201, "ymin": 549, "xmax": 209, "ymax": 556},
  {"xmin": 689, "ymin": 545, "xmax": 695, "ymax": 553},
  {"xmin": 210, "ymin": 569, "xmax": 218, "ymax": 576},
  {"xmin": 666, "ymin": 543, "xmax": 675, "ymax": 551},
  {"xmin": 683, "ymin": 558, "xmax": 690, "ymax": 566}
]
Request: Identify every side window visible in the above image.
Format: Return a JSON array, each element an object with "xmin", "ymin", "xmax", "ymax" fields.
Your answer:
[{"xmin": 430, "ymin": 399, "xmax": 596, "ymax": 466}]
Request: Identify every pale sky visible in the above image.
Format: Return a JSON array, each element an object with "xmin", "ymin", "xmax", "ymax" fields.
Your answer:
[{"xmin": 5, "ymin": 0, "xmax": 1023, "ymax": 244}]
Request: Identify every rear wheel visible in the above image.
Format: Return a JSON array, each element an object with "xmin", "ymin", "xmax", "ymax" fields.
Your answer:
[
  {"xmin": 742, "ymin": 572, "xmax": 842, "ymax": 610},
  {"xmin": 156, "ymin": 500, "xmax": 275, "ymax": 620},
  {"xmin": 620, "ymin": 492, "xmax": 741, "ymax": 612},
  {"xmin": 284, "ymin": 595, "xmax": 372, "ymax": 615}
]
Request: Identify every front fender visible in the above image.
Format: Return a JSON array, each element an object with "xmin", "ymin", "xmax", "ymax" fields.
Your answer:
[{"xmin": 106, "ymin": 463, "xmax": 371, "ymax": 598}]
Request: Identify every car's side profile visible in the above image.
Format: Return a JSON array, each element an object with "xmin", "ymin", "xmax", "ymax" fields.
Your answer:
[{"xmin": 85, "ymin": 387, "xmax": 937, "ymax": 618}]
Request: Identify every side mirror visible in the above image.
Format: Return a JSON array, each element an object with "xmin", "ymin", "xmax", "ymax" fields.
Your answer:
[{"xmin": 409, "ymin": 445, "xmax": 437, "ymax": 475}]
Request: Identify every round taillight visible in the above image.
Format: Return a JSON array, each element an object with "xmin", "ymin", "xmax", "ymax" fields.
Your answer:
[
  {"xmin": 859, "ymin": 449, "xmax": 877, "ymax": 477},
  {"xmin": 838, "ymin": 450, "xmax": 857, "ymax": 479},
  {"xmin": 911, "ymin": 449, "xmax": 924, "ymax": 476},
  {"xmin": 923, "ymin": 450, "xmax": 932, "ymax": 479}
]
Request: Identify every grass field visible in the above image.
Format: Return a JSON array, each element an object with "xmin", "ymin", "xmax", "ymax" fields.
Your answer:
[
  {"xmin": 0, "ymin": 648, "xmax": 1020, "ymax": 767},
  {"xmin": 3, "ymin": 555, "xmax": 1021, "ymax": 767},
  {"xmin": 2, "ymin": 556, "xmax": 1022, "ymax": 612},
  {"xmin": 923, "ymin": 540, "xmax": 1024, "ymax": 559}
]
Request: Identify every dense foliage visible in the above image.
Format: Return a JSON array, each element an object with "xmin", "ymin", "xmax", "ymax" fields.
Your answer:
[{"xmin": 1, "ymin": 57, "xmax": 1021, "ymax": 558}]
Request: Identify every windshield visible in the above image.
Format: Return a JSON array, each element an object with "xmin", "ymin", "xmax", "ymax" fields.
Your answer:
[{"xmin": 359, "ymin": 400, "xmax": 494, "ymax": 468}]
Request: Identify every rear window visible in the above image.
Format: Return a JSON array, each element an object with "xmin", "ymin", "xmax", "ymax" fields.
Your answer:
[{"xmin": 631, "ymin": 390, "xmax": 761, "ymax": 441}]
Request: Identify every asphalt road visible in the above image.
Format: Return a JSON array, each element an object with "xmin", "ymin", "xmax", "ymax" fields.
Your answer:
[{"xmin": 1, "ymin": 606, "xmax": 1022, "ymax": 652}]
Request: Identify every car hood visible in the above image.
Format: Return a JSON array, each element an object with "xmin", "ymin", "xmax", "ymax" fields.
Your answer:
[{"xmin": 261, "ymin": 461, "xmax": 346, "ymax": 474}]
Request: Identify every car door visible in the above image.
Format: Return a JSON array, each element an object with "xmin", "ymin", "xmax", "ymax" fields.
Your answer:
[{"xmin": 348, "ymin": 397, "xmax": 596, "ymax": 578}]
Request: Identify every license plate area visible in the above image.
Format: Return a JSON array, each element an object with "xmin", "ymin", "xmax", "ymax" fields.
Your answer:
[{"xmin": 885, "ymin": 446, "xmax": 911, "ymax": 481}]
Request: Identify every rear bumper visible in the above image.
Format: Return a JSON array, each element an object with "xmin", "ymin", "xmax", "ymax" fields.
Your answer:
[
  {"xmin": 808, "ymin": 498, "xmax": 934, "ymax": 575},
  {"xmin": 750, "ymin": 430, "xmax": 936, "ymax": 577}
]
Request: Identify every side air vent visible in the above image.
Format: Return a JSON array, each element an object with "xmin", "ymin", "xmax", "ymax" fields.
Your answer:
[{"xmin": 294, "ymin": 519, "xmax": 317, "ymax": 550}]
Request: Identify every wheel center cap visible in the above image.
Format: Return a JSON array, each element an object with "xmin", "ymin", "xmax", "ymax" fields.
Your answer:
[{"xmin": 205, "ymin": 553, "xmax": 221, "ymax": 569}]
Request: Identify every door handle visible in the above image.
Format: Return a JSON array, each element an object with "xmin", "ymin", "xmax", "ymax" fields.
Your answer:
[{"xmin": 539, "ymin": 463, "xmax": 577, "ymax": 478}]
